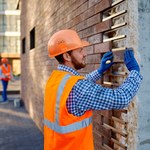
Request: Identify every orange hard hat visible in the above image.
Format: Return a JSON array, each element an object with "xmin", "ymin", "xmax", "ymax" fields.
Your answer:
[
  {"xmin": 48, "ymin": 29, "xmax": 90, "ymax": 57},
  {"xmin": 1, "ymin": 58, "xmax": 8, "ymax": 63}
]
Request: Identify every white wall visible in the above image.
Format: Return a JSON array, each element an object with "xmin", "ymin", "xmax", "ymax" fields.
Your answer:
[{"xmin": 137, "ymin": 0, "xmax": 150, "ymax": 149}]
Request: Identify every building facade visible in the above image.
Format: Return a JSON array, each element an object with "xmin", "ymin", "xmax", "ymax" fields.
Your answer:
[
  {"xmin": 0, "ymin": 0, "xmax": 20, "ymax": 75},
  {"xmin": 20, "ymin": 0, "xmax": 150, "ymax": 149}
]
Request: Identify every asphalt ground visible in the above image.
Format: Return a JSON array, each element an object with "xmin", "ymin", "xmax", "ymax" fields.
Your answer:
[
  {"xmin": 0, "ymin": 98, "xmax": 43, "ymax": 150},
  {"xmin": 0, "ymin": 78, "xmax": 44, "ymax": 150}
]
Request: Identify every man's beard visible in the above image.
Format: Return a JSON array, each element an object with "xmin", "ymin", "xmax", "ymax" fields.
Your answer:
[{"xmin": 71, "ymin": 55, "xmax": 86, "ymax": 70}]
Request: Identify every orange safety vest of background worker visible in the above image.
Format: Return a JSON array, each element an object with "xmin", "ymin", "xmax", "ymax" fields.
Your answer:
[
  {"xmin": 1, "ymin": 63, "xmax": 11, "ymax": 81},
  {"xmin": 0, "ymin": 58, "xmax": 12, "ymax": 103},
  {"xmin": 44, "ymin": 70, "xmax": 94, "ymax": 150}
]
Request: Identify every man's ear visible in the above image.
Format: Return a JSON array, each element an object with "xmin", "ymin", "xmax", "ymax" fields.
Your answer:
[{"xmin": 63, "ymin": 53, "xmax": 71, "ymax": 62}]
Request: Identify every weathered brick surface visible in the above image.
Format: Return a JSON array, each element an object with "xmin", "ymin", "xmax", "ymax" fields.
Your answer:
[
  {"xmin": 82, "ymin": 6, "xmax": 95, "ymax": 21},
  {"xmin": 95, "ymin": 0, "xmax": 112, "ymax": 13},
  {"xmin": 81, "ymin": 26, "xmax": 95, "ymax": 37},
  {"xmin": 20, "ymin": 0, "xmax": 128, "ymax": 149},
  {"xmin": 88, "ymin": 33, "xmax": 102, "ymax": 44},
  {"xmin": 94, "ymin": 19, "xmax": 112, "ymax": 33},
  {"xmin": 113, "ymin": 50, "xmax": 125, "ymax": 62},
  {"xmin": 88, "ymin": 0, "xmax": 102, "ymax": 8},
  {"xmin": 87, "ymin": 14, "xmax": 101, "ymax": 27},
  {"xmin": 86, "ymin": 53, "xmax": 101, "ymax": 64},
  {"xmin": 94, "ymin": 41, "xmax": 112, "ymax": 53}
]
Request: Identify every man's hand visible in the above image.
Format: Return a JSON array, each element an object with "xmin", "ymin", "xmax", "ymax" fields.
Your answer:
[
  {"xmin": 98, "ymin": 51, "xmax": 114, "ymax": 75},
  {"xmin": 124, "ymin": 48, "xmax": 140, "ymax": 72}
]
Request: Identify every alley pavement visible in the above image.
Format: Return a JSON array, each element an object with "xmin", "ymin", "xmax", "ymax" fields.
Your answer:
[
  {"xmin": 0, "ymin": 97, "xmax": 43, "ymax": 150},
  {"xmin": 0, "ymin": 78, "xmax": 43, "ymax": 150}
]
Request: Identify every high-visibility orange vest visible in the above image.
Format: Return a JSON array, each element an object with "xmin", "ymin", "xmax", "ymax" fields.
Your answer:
[
  {"xmin": 1, "ymin": 64, "xmax": 11, "ymax": 81},
  {"xmin": 0, "ymin": 66, "xmax": 1, "ymax": 80},
  {"xmin": 44, "ymin": 70, "xmax": 94, "ymax": 150}
]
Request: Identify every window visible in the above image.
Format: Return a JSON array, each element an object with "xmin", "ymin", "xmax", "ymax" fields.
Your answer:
[
  {"xmin": 22, "ymin": 38, "xmax": 26, "ymax": 54},
  {"xmin": 30, "ymin": 27, "xmax": 35, "ymax": 49}
]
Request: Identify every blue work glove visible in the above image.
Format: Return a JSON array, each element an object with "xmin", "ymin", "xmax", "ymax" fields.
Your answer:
[
  {"xmin": 98, "ymin": 51, "xmax": 114, "ymax": 75},
  {"xmin": 124, "ymin": 49, "xmax": 140, "ymax": 72}
]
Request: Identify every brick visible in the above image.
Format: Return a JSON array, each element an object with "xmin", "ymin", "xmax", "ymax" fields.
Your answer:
[
  {"xmin": 78, "ymin": 31, "xmax": 83, "ymax": 38},
  {"xmin": 113, "ymin": 110, "xmax": 122, "ymax": 118},
  {"xmin": 93, "ymin": 131, "xmax": 103, "ymax": 149},
  {"xmin": 75, "ymin": 2, "xmax": 88, "ymax": 17},
  {"xmin": 76, "ymin": 20, "xmax": 88, "ymax": 31},
  {"xmin": 87, "ymin": 14, "xmax": 101, "ymax": 27},
  {"xmin": 83, "ymin": 45, "xmax": 94, "ymax": 55},
  {"xmin": 72, "ymin": 15, "xmax": 82, "ymax": 26},
  {"xmin": 93, "ymin": 111, "xmax": 103, "ymax": 124},
  {"xmin": 112, "ymin": 63, "xmax": 126, "ymax": 73},
  {"xmin": 93, "ymin": 122, "xmax": 111, "ymax": 138},
  {"xmin": 89, "ymin": 0, "xmax": 102, "ymax": 8},
  {"xmin": 82, "ymin": 26, "xmax": 95, "ymax": 37},
  {"xmin": 82, "ymin": 6, "xmax": 95, "ymax": 20},
  {"xmin": 100, "ymin": 110, "xmax": 112, "ymax": 118},
  {"xmin": 94, "ymin": 41, "xmax": 112, "ymax": 53},
  {"xmin": 88, "ymin": 33, "xmax": 102, "ymax": 44},
  {"xmin": 86, "ymin": 53, "xmax": 101, "ymax": 64},
  {"xmin": 95, "ymin": 0, "xmax": 111, "ymax": 14},
  {"xmin": 113, "ymin": 51, "xmax": 125, "ymax": 62},
  {"xmin": 94, "ymin": 19, "xmax": 112, "ymax": 33},
  {"xmin": 72, "ymin": 0, "xmax": 87, "ymax": 11}
]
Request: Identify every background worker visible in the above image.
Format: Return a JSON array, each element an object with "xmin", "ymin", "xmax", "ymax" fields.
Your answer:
[
  {"xmin": 0, "ymin": 58, "xmax": 13, "ymax": 103},
  {"xmin": 44, "ymin": 29, "xmax": 142, "ymax": 150}
]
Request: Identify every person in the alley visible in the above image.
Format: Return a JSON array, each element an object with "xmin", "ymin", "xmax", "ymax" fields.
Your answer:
[
  {"xmin": 0, "ymin": 58, "xmax": 13, "ymax": 104},
  {"xmin": 44, "ymin": 29, "xmax": 142, "ymax": 150}
]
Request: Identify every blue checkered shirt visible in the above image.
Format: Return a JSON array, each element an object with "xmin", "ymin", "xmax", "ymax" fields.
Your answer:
[{"xmin": 58, "ymin": 64, "xmax": 142, "ymax": 116}]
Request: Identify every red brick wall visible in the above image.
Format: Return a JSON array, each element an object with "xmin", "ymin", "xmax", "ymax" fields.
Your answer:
[{"xmin": 21, "ymin": 0, "xmax": 129, "ymax": 149}]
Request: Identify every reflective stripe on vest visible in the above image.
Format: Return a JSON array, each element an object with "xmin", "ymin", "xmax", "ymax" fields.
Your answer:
[
  {"xmin": 44, "ymin": 74, "xmax": 92, "ymax": 134},
  {"xmin": 44, "ymin": 117, "xmax": 92, "ymax": 134},
  {"xmin": 55, "ymin": 74, "xmax": 71, "ymax": 123}
]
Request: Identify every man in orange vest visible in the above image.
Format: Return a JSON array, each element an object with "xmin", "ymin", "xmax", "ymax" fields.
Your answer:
[
  {"xmin": 0, "ymin": 58, "xmax": 12, "ymax": 104},
  {"xmin": 44, "ymin": 29, "xmax": 142, "ymax": 150}
]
